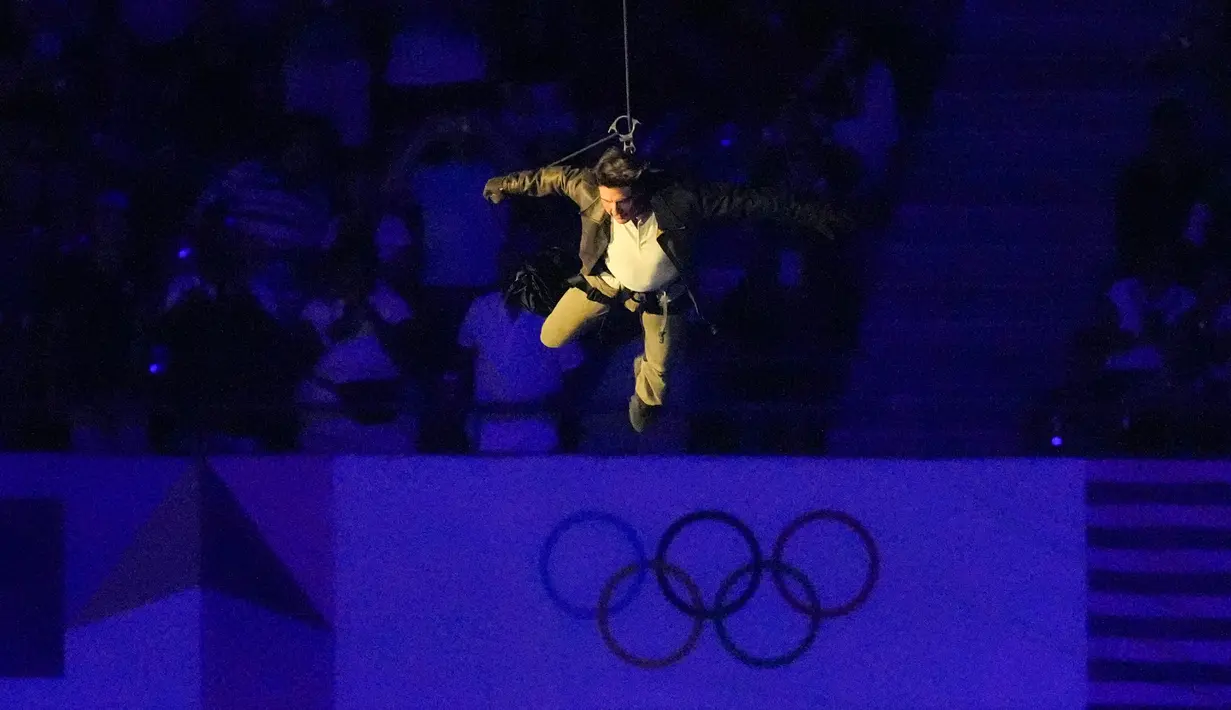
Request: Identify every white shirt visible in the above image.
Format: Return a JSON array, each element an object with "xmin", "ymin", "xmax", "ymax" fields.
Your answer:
[
  {"xmin": 284, "ymin": 57, "xmax": 371, "ymax": 148},
  {"xmin": 1107, "ymin": 277, "xmax": 1197, "ymax": 338},
  {"xmin": 832, "ymin": 61, "xmax": 900, "ymax": 185},
  {"xmin": 410, "ymin": 162, "xmax": 507, "ymax": 287},
  {"xmin": 300, "ymin": 282, "xmax": 412, "ymax": 387},
  {"xmin": 1104, "ymin": 277, "xmax": 1197, "ymax": 372},
  {"xmin": 162, "ymin": 275, "xmax": 287, "ymax": 319},
  {"xmin": 121, "ymin": 0, "xmax": 200, "ymax": 44},
  {"xmin": 458, "ymin": 292, "xmax": 582, "ymax": 404},
  {"xmin": 384, "ymin": 23, "xmax": 486, "ymax": 87},
  {"xmin": 602, "ymin": 212, "xmax": 679, "ymax": 293},
  {"xmin": 323, "ymin": 213, "xmax": 413, "ymax": 263},
  {"xmin": 1185, "ymin": 202, "xmax": 1212, "ymax": 247}
]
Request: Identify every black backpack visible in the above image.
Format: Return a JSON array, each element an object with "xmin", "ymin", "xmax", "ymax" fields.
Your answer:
[{"xmin": 503, "ymin": 246, "xmax": 581, "ymax": 317}]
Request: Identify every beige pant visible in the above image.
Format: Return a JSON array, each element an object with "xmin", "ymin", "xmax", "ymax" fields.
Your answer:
[{"xmin": 540, "ymin": 274, "xmax": 684, "ymax": 406}]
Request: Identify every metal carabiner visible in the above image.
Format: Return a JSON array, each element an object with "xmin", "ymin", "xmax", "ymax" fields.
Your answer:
[{"xmin": 607, "ymin": 115, "xmax": 641, "ymax": 154}]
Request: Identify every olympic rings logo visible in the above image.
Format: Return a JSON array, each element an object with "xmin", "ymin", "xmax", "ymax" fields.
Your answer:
[{"xmin": 539, "ymin": 509, "xmax": 879, "ymax": 669}]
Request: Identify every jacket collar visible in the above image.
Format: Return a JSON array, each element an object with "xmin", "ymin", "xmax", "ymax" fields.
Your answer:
[
  {"xmin": 649, "ymin": 188, "xmax": 686, "ymax": 232},
  {"xmin": 581, "ymin": 197, "xmax": 605, "ymax": 222}
]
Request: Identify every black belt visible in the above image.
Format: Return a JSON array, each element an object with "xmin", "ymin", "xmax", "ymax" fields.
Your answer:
[
  {"xmin": 568, "ymin": 274, "xmax": 683, "ymax": 314},
  {"xmin": 566, "ymin": 273, "xmax": 718, "ymax": 339}
]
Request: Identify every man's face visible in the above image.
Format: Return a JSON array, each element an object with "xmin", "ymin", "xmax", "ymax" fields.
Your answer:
[{"xmin": 598, "ymin": 185, "xmax": 640, "ymax": 224}]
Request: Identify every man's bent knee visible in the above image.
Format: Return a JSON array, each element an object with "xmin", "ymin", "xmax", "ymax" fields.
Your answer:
[{"xmin": 541, "ymin": 325, "xmax": 567, "ymax": 349}]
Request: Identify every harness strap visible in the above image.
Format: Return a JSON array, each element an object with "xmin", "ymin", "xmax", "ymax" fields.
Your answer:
[{"xmin": 566, "ymin": 273, "xmax": 718, "ymax": 338}]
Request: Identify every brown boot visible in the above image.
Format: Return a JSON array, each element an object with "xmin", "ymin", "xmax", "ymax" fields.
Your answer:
[
  {"xmin": 629, "ymin": 355, "xmax": 660, "ymax": 433},
  {"xmin": 628, "ymin": 394, "xmax": 659, "ymax": 433}
]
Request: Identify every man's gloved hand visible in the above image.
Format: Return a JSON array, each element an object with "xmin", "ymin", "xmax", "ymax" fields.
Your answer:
[{"xmin": 482, "ymin": 176, "xmax": 507, "ymax": 204}]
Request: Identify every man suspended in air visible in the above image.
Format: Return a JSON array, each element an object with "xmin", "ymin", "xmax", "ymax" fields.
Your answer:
[{"xmin": 482, "ymin": 147, "xmax": 850, "ymax": 433}]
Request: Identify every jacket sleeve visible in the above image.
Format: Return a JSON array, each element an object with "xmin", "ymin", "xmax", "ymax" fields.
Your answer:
[
  {"xmin": 691, "ymin": 183, "xmax": 851, "ymax": 240},
  {"xmin": 496, "ymin": 166, "xmax": 596, "ymax": 209}
]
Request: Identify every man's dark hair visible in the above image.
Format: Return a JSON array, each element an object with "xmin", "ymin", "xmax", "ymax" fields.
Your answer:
[{"xmin": 594, "ymin": 147, "xmax": 647, "ymax": 189}]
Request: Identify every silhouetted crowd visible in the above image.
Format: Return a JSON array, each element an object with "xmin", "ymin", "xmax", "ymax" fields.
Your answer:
[
  {"xmin": 0, "ymin": 0, "xmax": 948, "ymax": 455},
  {"xmin": 1051, "ymin": 93, "xmax": 1231, "ymax": 456},
  {"xmin": 1041, "ymin": 2, "xmax": 1231, "ymax": 456}
]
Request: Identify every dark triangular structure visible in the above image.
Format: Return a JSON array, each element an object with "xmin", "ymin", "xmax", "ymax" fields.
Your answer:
[
  {"xmin": 74, "ymin": 468, "xmax": 202, "ymax": 627},
  {"xmin": 199, "ymin": 464, "xmax": 327, "ymax": 627},
  {"xmin": 75, "ymin": 462, "xmax": 327, "ymax": 629}
]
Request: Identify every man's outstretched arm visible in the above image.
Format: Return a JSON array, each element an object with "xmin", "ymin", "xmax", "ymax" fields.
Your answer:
[
  {"xmin": 483, "ymin": 166, "xmax": 595, "ymax": 208},
  {"xmin": 689, "ymin": 183, "xmax": 856, "ymax": 240}
]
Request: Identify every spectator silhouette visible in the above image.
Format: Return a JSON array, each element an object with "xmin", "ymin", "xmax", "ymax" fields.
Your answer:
[
  {"xmin": 11, "ymin": 189, "xmax": 144, "ymax": 452},
  {"xmin": 296, "ymin": 217, "xmax": 420, "ymax": 454},
  {"xmin": 283, "ymin": 3, "xmax": 371, "ymax": 148},
  {"xmin": 396, "ymin": 114, "xmax": 513, "ymax": 380},
  {"xmin": 192, "ymin": 114, "xmax": 337, "ymax": 324},
  {"xmin": 152, "ymin": 210, "xmax": 312, "ymax": 453},
  {"xmin": 1114, "ymin": 99, "xmax": 1210, "ymax": 280},
  {"xmin": 458, "ymin": 254, "xmax": 584, "ymax": 453}
]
